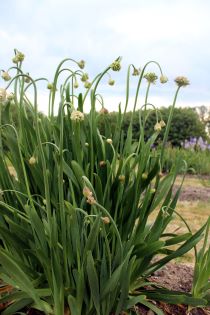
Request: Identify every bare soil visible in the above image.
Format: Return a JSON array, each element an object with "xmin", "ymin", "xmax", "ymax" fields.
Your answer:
[{"xmin": 174, "ymin": 184, "xmax": 210, "ymax": 202}]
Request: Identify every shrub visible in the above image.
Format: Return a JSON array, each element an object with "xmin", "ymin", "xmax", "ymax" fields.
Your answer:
[{"xmin": 0, "ymin": 52, "xmax": 209, "ymax": 314}]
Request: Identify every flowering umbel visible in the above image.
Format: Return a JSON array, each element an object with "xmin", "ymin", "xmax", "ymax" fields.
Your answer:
[
  {"xmin": 110, "ymin": 58, "xmax": 121, "ymax": 71},
  {"xmin": 70, "ymin": 110, "xmax": 84, "ymax": 122},
  {"xmin": 144, "ymin": 72, "xmax": 158, "ymax": 84},
  {"xmin": 29, "ymin": 156, "xmax": 36, "ymax": 165},
  {"xmin": 84, "ymin": 81, "xmax": 91, "ymax": 89},
  {"xmin": 154, "ymin": 122, "xmax": 162, "ymax": 132},
  {"xmin": 81, "ymin": 73, "xmax": 89, "ymax": 82},
  {"xmin": 174, "ymin": 76, "xmax": 190, "ymax": 87},
  {"xmin": 132, "ymin": 67, "xmax": 140, "ymax": 76},
  {"xmin": 83, "ymin": 186, "xmax": 96, "ymax": 205}
]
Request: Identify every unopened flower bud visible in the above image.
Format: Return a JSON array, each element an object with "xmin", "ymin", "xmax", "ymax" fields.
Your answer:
[
  {"xmin": 118, "ymin": 175, "xmax": 125, "ymax": 183},
  {"xmin": 108, "ymin": 79, "xmax": 115, "ymax": 86},
  {"xmin": 24, "ymin": 73, "xmax": 31, "ymax": 83},
  {"xmin": 81, "ymin": 73, "xmax": 89, "ymax": 82},
  {"xmin": 132, "ymin": 67, "xmax": 140, "ymax": 76},
  {"xmin": 12, "ymin": 56, "xmax": 19, "ymax": 64},
  {"xmin": 142, "ymin": 172, "xmax": 148, "ymax": 180},
  {"xmin": 110, "ymin": 59, "xmax": 121, "ymax": 71},
  {"xmin": 1, "ymin": 71, "xmax": 11, "ymax": 81},
  {"xmin": 78, "ymin": 60, "xmax": 85, "ymax": 69},
  {"xmin": 106, "ymin": 138, "xmax": 112, "ymax": 144},
  {"xmin": 74, "ymin": 80, "xmax": 79, "ymax": 88},
  {"xmin": 159, "ymin": 120, "xmax": 166, "ymax": 127},
  {"xmin": 85, "ymin": 142, "xmax": 89, "ymax": 147},
  {"xmin": 47, "ymin": 83, "xmax": 54, "ymax": 90},
  {"xmin": 144, "ymin": 72, "xmax": 158, "ymax": 84},
  {"xmin": 174, "ymin": 76, "xmax": 190, "ymax": 87},
  {"xmin": 154, "ymin": 122, "xmax": 162, "ymax": 132},
  {"xmin": 102, "ymin": 216, "xmax": 110, "ymax": 224},
  {"xmin": 99, "ymin": 160, "xmax": 106, "ymax": 167},
  {"xmin": 0, "ymin": 88, "xmax": 7, "ymax": 102},
  {"xmin": 160, "ymin": 75, "xmax": 168, "ymax": 84},
  {"xmin": 84, "ymin": 81, "xmax": 91, "ymax": 89},
  {"xmin": 7, "ymin": 92, "xmax": 14, "ymax": 101},
  {"xmin": 29, "ymin": 156, "xmax": 36, "ymax": 165}
]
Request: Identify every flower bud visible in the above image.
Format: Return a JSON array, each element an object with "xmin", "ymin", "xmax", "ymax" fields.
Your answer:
[
  {"xmin": 118, "ymin": 175, "xmax": 125, "ymax": 183},
  {"xmin": 0, "ymin": 88, "xmax": 7, "ymax": 102},
  {"xmin": 108, "ymin": 79, "xmax": 115, "ymax": 86},
  {"xmin": 78, "ymin": 60, "xmax": 85, "ymax": 69},
  {"xmin": 83, "ymin": 186, "xmax": 92, "ymax": 198},
  {"xmin": 7, "ymin": 92, "xmax": 14, "ymax": 101},
  {"xmin": 160, "ymin": 75, "xmax": 168, "ymax": 84},
  {"xmin": 159, "ymin": 120, "xmax": 166, "ymax": 127},
  {"xmin": 16, "ymin": 51, "xmax": 25, "ymax": 62},
  {"xmin": 87, "ymin": 195, "xmax": 96, "ymax": 205},
  {"xmin": 99, "ymin": 160, "xmax": 106, "ymax": 167},
  {"xmin": 74, "ymin": 80, "xmax": 79, "ymax": 88},
  {"xmin": 84, "ymin": 81, "xmax": 91, "ymax": 89},
  {"xmin": 85, "ymin": 142, "xmax": 89, "ymax": 147},
  {"xmin": 81, "ymin": 73, "xmax": 89, "ymax": 82},
  {"xmin": 106, "ymin": 138, "xmax": 112, "ymax": 144},
  {"xmin": 132, "ymin": 67, "xmax": 140, "ymax": 76},
  {"xmin": 24, "ymin": 73, "xmax": 31, "ymax": 83},
  {"xmin": 142, "ymin": 172, "xmax": 148, "ymax": 180},
  {"xmin": 154, "ymin": 122, "xmax": 162, "ymax": 132},
  {"xmin": 29, "ymin": 156, "xmax": 36, "ymax": 165},
  {"xmin": 110, "ymin": 60, "xmax": 121, "ymax": 71},
  {"xmin": 174, "ymin": 76, "xmax": 190, "ymax": 87},
  {"xmin": 70, "ymin": 110, "xmax": 84, "ymax": 122},
  {"xmin": 102, "ymin": 216, "xmax": 110, "ymax": 224},
  {"xmin": 12, "ymin": 56, "xmax": 19, "ymax": 64},
  {"xmin": 47, "ymin": 83, "xmax": 54, "ymax": 90},
  {"xmin": 1, "ymin": 71, "xmax": 11, "ymax": 81},
  {"xmin": 144, "ymin": 72, "xmax": 158, "ymax": 84}
]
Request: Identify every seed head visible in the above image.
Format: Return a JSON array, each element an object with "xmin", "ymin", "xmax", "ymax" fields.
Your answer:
[
  {"xmin": 102, "ymin": 216, "xmax": 110, "ymax": 224},
  {"xmin": 174, "ymin": 76, "xmax": 190, "ymax": 87},
  {"xmin": 106, "ymin": 138, "xmax": 112, "ymax": 144},
  {"xmin": 74, "ymin": 80, "xmax": 79, "ymax": 89},
  {"xmin": 84, "ymin": 81, "xmax": 91, "ymax": 89},
  {"xmin": 0, "ymin": 88, "xmax": 7, "ymax": 102},
  {"xmin": 108, "ymin": 79, "xmax": 115, "ymax": 86},
  {"xmin": 81, "ymin": 73, "xmax": 89, "ymax": 82},
  {"xmin": 110, "ymin": 60, "xmax": 121, "ymax": 71},
  {"xmin": 70, "ymin": 110, "xmax": 84, "ymax": 122},
  {"xmin": 160, "ymin": 75, "xmax": 168, "ymax": 84},
  {"xmin": 7, "ymin": 92, "xmax": 14, "ymax": 101},
  {"xmin": 144, "ymin": 72, "xmax": 158, "ymax": 84},
  {"xmin": 78, "ymin": 60, "xmax": 85, "ymax": 69},
  {"xmin": 99, "ymin": 107, "xmax": 109, "ymax": 115},
  {"xmin": 1, "ymin": 71, "xmax": 11, "ymax": 81},
  {"xmin": 132, "ymin": 67, "xmax": 140, "ymax": 76},
  {"xmin": 154, "ymin": 122, "xmax": 162, "ymax": 132},
  {"xmin": 29, "ymin": 156, "xmax": 36, "ymax": 165}
]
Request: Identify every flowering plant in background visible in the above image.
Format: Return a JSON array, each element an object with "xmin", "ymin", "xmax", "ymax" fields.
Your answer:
[
  {"xmin": 0, "ymin": 50, "xmax": 209, "ymax": 315},
  {"xmin": 181, "ymin": 136, "xmax": 210, "ymax": 151}
]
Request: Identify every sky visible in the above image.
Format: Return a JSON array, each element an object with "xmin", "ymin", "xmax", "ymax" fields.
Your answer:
[{"xmin": 0, "ymin": 0, "xmax": 210, "ymax": 113}]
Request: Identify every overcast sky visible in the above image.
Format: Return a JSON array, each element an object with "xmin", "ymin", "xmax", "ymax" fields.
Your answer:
[{"xmin": 0, "ymin": 0, "xmax": 210, "ymax": 113}]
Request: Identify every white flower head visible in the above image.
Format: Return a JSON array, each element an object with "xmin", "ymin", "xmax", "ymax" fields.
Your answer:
[
  {"xmin": 0, "ymin": 88, "xmax": 7, "ymax": 102},
  {"xmin": 106, "ymin": 138, "xmax": 113, "ymax": 144},
  {"xmin": 154, "ymin": 122, "xmax": 162, "ymax": 132},
  {"xmin": 70, "ymin": 110, "xmax": 84, "ymax": 122}
]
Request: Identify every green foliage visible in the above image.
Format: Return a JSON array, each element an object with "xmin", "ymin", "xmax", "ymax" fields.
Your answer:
[
  {"xmin": 98, "ymin": 107, "xmax": 207, "ymax": 146},
  {"xmin": 0, "ymin": 54, "xmax": 209, "ymax": 314},
  {"xmin": 162, "ymin": 146, "xmax": 210, "ymax": 174}
]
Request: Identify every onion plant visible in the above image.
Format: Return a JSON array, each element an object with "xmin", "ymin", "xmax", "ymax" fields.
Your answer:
[{"xmin": 0, "ymin": 50, "xmax": 209, "ymax": 314}]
